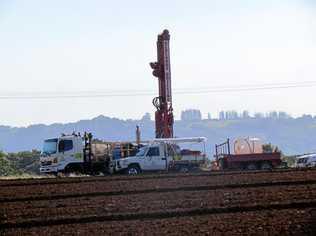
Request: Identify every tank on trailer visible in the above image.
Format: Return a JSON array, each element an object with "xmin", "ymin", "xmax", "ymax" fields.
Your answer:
[{"xmin": 214, "ymin": 138, "xmax": 282, "ymax": 170}]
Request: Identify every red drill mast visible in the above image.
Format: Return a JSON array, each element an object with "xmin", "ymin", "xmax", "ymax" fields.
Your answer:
[{"xmin": 150, "ymin": 29, "xmax": 174, "ymax": 138}]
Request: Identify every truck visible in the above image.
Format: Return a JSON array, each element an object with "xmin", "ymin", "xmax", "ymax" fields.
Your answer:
[
  {"xmin": 214, "ymin": 138, "xmax": 282, "ymax": 170},
  {"xmin": 40, "ymin": 132, "xmax": 140, "ymax": 174},
  {"xmin": 111, "ymin": 137, "xmax": 207, "ymax": 175},
  {"xmin": 295, "ymin": 153, "xmax": 316, "ymax": 168}
]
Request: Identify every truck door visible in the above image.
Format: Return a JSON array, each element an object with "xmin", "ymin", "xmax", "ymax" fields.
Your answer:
[
  {"xmin": 145, "ymin": 145, "xmax": 165, "ymax": 170},
  {"xmin": 58, "ymin": 139, "xmax": 75, "ymax": 164}
]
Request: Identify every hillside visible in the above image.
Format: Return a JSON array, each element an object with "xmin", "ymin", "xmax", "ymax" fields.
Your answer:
[{"xmin": 0, "ymin": 115, "xmax": 316, "ymax": 155}]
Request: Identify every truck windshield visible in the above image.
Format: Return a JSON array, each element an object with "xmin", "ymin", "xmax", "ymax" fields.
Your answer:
[
  {"xmin": 136, "ymin": 147, "xmax": 148, "ymax": 156},
  {"xmin": 43, "ymin": 139, "xmax": 58, "ymax": 154}
]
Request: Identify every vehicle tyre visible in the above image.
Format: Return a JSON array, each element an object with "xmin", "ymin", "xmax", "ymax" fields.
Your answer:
[
  {"xmin": 127, "ymin": 165, "xmax": 141, "ymax": 175},
  {"xmin": 56, "ymin": 172, "xmax": 64, "ymax": 178},
  {"xmin": 179, "ymin": 165, "xmax": 189, "ymax": 173},
  {"xmin": 52, "ymin": 172, "xmax": 58, "ymax": 177},
  {"xmin": 261, "ymin": 162, "xmax": 272, "ymax": 170},
  {"xmin": 246, "ymin": 163, "xmax": 257, "ymax": 170},
  {"xmin": 75, "ymin": 166, "xmax": 84, "ymax": 175},
  {"xmin": 64, "ymin": 164, "xmax": 84, "ymax": 176}
]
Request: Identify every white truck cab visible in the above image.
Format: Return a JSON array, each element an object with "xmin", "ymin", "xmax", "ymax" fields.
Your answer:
[
  {"xmin": 295, "ymin": 153, "xmax": 316, "ymax": 168},
  {"xmin": 112, "ymin": 137, "xmax": 207, "ymax": 175},
  {"xmin": 40, "ymin": 135, "xmax": 84, "ymax": 174}
]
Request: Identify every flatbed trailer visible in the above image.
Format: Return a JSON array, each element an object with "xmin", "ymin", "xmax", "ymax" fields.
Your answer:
[{"xmin": 214, "ymin": 139, "xmax": 282, "ymax": 170}]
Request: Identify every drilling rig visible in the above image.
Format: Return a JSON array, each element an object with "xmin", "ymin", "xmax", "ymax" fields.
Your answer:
[{"xmin": 150, "ymin": 29, "xmax": 174, "ymax": 138}]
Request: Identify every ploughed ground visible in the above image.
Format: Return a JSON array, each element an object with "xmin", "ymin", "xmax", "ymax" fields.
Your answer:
[{"xmin": 1, "ymin": 168, "xmax": 316, "ymax": 235}]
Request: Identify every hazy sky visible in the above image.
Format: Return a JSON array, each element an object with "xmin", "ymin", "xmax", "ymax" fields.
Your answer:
[{"xmin": 0, "ymin": 0, "xmax": 316, "ymax": 127}]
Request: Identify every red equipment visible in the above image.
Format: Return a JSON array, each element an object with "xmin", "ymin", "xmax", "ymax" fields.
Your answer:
[
  {"xmin": 215, "ymin": 139, "xmax": 282, "ymax": 170},
  {"xmin": 150, "ymin": 29, "xmax": 174, "ymax": 138}
]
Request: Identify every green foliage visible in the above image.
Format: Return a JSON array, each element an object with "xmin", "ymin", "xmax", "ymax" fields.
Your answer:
[
  {"xmin": 262, "ymin": 143, "xmax": 282, "ymax": 155},
  {"xmin": 0, "ymin": 150, "xmax": 41, "ymax": 176},
  {"xmin": 262, "ymin": 143, "xmax": 274, "ymax": 153},
  {"xmin": 282, "ymin": 155, "xmax": 297, "ymax": 167},
  {"xmin": 0, "ymin": 151, "xmax": 20, "ymax": 176}
]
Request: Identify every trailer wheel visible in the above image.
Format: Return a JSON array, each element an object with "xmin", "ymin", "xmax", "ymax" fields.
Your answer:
[
  {"xmin": 246, "ymin": 163, "xmax": 257, "ymax": 170},
  {"xmin": 261, "ymin": 162, "xmax": 272, "ymax": 170},
  {"xmin": 127, "ymin": 165, "xmax": 141, "ymax": 175}
]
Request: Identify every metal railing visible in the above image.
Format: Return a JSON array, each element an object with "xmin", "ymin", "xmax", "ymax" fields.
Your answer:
[{"xmin": 215, "ymin": 138, "xmax": 231, "ymax": 160}]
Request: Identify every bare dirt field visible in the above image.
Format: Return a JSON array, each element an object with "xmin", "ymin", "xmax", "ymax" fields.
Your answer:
[{"xmin": 1, "ymin": 168, "xmax": 316, "ymax": 235}]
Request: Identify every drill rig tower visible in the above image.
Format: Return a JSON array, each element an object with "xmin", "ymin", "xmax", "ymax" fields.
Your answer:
[{"xmin": 150, "ymin": 29, "xmax": 174, "ymax": 138}]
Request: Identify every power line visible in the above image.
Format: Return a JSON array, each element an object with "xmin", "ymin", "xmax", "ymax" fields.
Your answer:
[{"xmin": 0, "ymin": 81, "xmax": 315, "ymax": 100}]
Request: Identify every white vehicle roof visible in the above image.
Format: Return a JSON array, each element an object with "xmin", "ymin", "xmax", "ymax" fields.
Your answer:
[
  {"xmin": 297, "ymin": 153, "xmax": 316, "ymax": 159},
  {"xmin": 151, "ymin": 137, "xmax": 207, "ymax": 144}
]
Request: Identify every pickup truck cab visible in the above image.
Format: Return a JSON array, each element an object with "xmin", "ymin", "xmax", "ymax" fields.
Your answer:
[{"xmin": 112, "ymin": 137, "xmax": 207, "ymax": 175}]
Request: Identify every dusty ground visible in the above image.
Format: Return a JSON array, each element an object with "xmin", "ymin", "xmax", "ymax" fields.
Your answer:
[{"xmin": 1, "ymin": 168, "xmax": 316, "ymax": 235}]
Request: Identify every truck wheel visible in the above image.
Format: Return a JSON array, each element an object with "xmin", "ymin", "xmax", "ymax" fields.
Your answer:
[
  {"xmin": 127, "ymin": 165, "xmax": 141, "ymax": 175},
  {"xmin": 65, "ymin": 164, "xmax": 83, "ymax": 175},
  {"xmin": 246, "ymin": 163, "xmax": 257, "ymax": 170},
  {"xmin": 261, "ymin": 162, "xmax": 272, "ymax": 170},
  {"xmin": 179, "ymin": 166, "xmax": 189, "ymax": 173}
]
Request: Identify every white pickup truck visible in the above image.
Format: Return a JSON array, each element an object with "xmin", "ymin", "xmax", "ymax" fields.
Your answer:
[
  {"xmin": 295, "ymin": 153, "xmax": 316, "ymax": 168},
  {"xmin": 111, "ymin": 137, "xmax": 207, "ymax": 175}
]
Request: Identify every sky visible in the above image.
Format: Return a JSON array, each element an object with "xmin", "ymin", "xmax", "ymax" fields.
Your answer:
[{"xmin": 0, "ymin": 0, "xmax": 316, "ymax": 127}]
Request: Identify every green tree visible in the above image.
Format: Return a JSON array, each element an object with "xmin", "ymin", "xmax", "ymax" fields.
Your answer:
[
  {"xmin": 7, "ymin": 150, "xmax": 41, "ymax": 174},
  {"xmin": 0, "ymin": 151, "xmax": 20, "ymax": 176}
]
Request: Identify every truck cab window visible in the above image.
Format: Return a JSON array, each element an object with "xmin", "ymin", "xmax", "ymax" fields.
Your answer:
[
  {"xmin": 147, "ymin": 147, "xmax": 160, "ymax": 156},
  {"xmin": 136, "ymin": 147, "xmax": 148, "ymax": 157},
  {"xmin": 58, "ymin": 140, "xmax": 73, "ymax": 152},
  {"xmin": 42, "ymin": 139, "xmax": 58, "ymax": 154}
]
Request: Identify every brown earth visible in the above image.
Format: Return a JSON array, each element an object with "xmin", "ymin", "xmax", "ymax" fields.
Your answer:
[{"xmin": 1, "ymin": 168, "xmax": 316, "ymax": 235}]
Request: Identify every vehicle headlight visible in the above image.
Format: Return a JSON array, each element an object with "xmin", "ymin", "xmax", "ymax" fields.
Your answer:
[{"xmin": 53, "ymin": 158, "xmax": 58, "ymax": 163}]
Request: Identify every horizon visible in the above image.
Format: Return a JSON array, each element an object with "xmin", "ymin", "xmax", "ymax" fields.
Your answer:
[{"xmin": 1, "ymin": 109, "xmax": 315, "ymax": 129}]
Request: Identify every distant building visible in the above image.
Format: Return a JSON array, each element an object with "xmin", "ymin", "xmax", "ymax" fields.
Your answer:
[
  {"xmin": 278, "ymin": 111, "xmax": 291, "ymax": 119},
  {"xmin": 207, "ymin": 113, "xmax": 212, "ymax": 120},
  {"xmin": 219, "ymin": 111, "xmax": 225, "ymax": 120},
  {"xmin": 267, "ymin": 111, "xmax": 278, "ymax": 119},
  {"xmin": 254, "ymin": 112, "xmax": 264, "ymax": 119},
  {"xmin": 265, "ymin": 111, "xmax": 292, "ymax": 119},
  {"xmin": 141, "ymin": 112, "xmax": 151, "ymax": 121},
  {"xmin": 225, "ymin": 110, "xmax": 239, "ymax": 120},
  {"xmin": 181, "ymin": 109, "xmax": 202, "ymax": 121},
  {"xmin": 300, "ymin": 114, "xmax": 313, "ymax": 120},
  {"xmin": 242, "ymin": 110, "xmax": 250, "ymax": 119}
]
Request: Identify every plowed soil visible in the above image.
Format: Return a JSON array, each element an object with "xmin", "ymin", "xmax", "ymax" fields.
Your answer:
[{"xmin": 1, "ymin": 168, "xmax": 316, "ymax": 235}]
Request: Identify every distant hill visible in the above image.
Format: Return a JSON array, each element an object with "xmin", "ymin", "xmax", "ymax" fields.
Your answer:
[{"xmin": 0, "ymin": 115, "xmax": 316, "ymax": 155}]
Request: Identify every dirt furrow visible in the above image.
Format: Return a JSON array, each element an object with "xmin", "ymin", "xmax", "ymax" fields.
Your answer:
[
  {"xmin": 2, "ymin": 184, "xmax": 316, "ymax": 224},
  {"xmin": 2, "ymin": 202, "xmax": 316, "ymax": 232},
  {"xmin": 2, "ymin": 170, "xmax": 316, "ymax": 200},
  {"xmin": 1, "ymin": 168, "xmax": 316, "ymax": 187}
]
